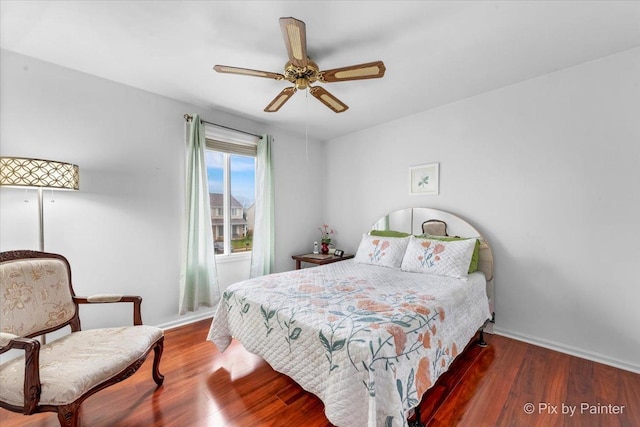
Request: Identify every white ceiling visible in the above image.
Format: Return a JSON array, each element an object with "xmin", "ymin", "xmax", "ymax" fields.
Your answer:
[{"xmin": 2, "ymin": 1, "xmax": 639, "ymax": 140}]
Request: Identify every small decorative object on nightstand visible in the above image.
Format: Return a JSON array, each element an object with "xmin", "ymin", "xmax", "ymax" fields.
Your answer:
[
  {"xmin": 292, "ymin": 252, "xmax": 354, "ymax": 270},
  {"xmin": 318, "ymin": 224, "xmax": 334, "ymax": 255},
  {"xmin": 320, "ymin": 241, "xmax": 329, "ymax": 254}
]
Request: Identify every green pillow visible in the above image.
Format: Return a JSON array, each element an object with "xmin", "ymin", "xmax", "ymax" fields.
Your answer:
[
  {"xmin": 370, "ymin": 229, "xmax": 411, "ymax": 238},
  {"xmin": 416, "ymin": 234, "xmax": 480, "ymax": 273}
]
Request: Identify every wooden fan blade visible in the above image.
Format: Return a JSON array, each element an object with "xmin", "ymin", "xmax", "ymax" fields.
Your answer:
[
  {"xmin": 321, "ymin": 61, "xmax": 386, "ymax": 82},
  {"xmin": 264, "ymin": 87, "xmax": 297, "ymax": 112},
  {"xmin": 214, "ymin": 65, "xmax": 284, "ymax": 80},
  {"xmin": 309, "ymin": 86, "xmax": 348, "ymax": 113},
  {"xmin": 279, "ymin": 17, "xmax": 308, "ymax": 68}
]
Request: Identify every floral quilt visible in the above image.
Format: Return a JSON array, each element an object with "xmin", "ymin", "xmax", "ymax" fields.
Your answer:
[{"xmin": 207, "ymin": 260, "xmax": 491, "ymax": 427}]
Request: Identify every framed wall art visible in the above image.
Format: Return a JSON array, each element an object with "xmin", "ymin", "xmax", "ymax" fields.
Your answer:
[{"xmin": 409, "ymin": 163, "xmax": 439, "ymax": 196}]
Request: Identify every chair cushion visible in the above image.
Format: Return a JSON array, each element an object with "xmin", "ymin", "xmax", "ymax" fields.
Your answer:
[
  {"xmin": 0, "ymin": 258, "xmax": 76, "ymax": 337},
  {"xmin": 0, "ymin": 326, "xmax": 163, "ymax": 407}
]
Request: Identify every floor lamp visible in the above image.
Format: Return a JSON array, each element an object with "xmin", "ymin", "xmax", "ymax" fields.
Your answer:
[{"xmin": 0, "ymin": 157, "xmax": 80, "ymax": 251}]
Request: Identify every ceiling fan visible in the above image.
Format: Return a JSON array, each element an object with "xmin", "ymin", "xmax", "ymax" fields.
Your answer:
[{"xmin": 214, "ymin": 17, "xmax": 386, "ymax": 113}]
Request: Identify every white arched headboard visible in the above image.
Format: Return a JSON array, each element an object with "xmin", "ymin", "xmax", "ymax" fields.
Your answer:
[{"xmin": 371, "ymin": 207, "xmax": 494, "ymax": 329}]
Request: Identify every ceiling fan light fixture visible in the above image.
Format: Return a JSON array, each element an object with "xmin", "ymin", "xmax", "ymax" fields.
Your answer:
[{"xmin": 295, "ymin": 78, "xmax": 309, "ymax": 90}]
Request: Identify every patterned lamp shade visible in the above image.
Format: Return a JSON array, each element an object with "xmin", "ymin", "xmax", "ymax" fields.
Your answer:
[{"xmin": 0, "ymin": 157, "xmax": 79, "ymax": 190}]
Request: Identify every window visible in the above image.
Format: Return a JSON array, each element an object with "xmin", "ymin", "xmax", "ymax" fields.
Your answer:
[{"xmin": 204, "ymin": 127, "xmax": 257, "ymax": 256}]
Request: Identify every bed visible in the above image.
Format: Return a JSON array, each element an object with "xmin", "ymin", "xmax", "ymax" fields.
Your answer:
[{"xmin": 207, "ymin": 208, "xmax": 494, "ymax": 427}]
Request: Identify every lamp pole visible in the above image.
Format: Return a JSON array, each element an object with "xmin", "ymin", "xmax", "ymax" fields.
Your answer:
[{"xmin": 37, "ymin": 187, "xmax": 45, "ymax": 251}]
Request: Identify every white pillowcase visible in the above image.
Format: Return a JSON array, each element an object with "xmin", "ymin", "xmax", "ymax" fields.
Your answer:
[
  {"xmin": 400, "ymin": 235, "xmax": 476, "ymax": 279},
  {"xmin": 354, "ymin": 234, "xmax": 410, "ymax": 269}
]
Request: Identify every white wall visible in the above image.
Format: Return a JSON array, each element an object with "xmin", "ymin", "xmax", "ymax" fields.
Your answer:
[
  {"xmin": 3, "ymin": 47, "xmax": 638, "ymax": 372},
  {"xmin": 0, "ymin": 49, "xmax": 324, "ymax": 330},
  {"xmin": 323, "ymin": 48, "xmax": 640, "ymax": 372}
]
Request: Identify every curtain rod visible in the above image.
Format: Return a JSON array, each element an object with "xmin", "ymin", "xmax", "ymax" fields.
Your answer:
[{"xmin": 183, "ymin": 114, "xmax": 263, "ymax": 139}]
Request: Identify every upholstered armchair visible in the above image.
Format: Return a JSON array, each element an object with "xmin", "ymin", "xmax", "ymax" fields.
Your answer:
[
  {"xmin": 422, "ymin": 219, "xmax": 448, "ymax": 236},
  {"xmin": 0, "ymin": 250, "xmax": 164, "ymax": 427}
]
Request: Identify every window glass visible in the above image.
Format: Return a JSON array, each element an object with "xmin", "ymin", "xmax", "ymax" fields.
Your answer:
[
  {"xmin": 230, "ymin": 154, "xmax": 255, "ymax": 253},
  {"xmin": 205, "ymin": 150, "xmax": 256, "ymax": 255}
]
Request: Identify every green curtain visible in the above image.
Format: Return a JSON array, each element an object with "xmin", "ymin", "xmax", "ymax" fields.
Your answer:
[
  {"xmin": 250, "ymin": 134, "xmax": 275, "ymax": 277},
  {"xmin": 179, "ymin": 114, "xmax": 219, "ymax": 314}
]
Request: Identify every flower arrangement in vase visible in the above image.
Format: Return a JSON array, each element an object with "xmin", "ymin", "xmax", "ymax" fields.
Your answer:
[{"xmin": 319, "ymin": 224, "xmax": 335, "ymax": 254}]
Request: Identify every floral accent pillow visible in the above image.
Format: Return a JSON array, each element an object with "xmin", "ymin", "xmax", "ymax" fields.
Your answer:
[
  {"xmin": 354, "ymin": 234, "xmax": 410, "ymax": 269},
  {"xmin": 400, "ymin": 235, "xmax": 477, "ymax": 279}
]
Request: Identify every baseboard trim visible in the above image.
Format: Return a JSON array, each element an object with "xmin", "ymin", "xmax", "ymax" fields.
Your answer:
[
  {"xmin": 157, "ymin": 310, "xmax": 215, "ymax": 331},
  {"xmin": 494, "ymin": 327, "xmax": 639, "ymax": 374},
  {"xmin": 156, "ymin": 316, "xmax": 639, "ymax": 373}
]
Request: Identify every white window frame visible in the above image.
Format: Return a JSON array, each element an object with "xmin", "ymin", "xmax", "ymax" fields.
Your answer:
[{"xmin": 204, "ymin": 125, "xmax": 258, "ymax": 258}]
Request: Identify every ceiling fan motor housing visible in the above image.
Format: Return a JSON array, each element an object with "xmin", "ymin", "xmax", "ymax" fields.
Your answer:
[{"xmin": 285, "ymin": 60, "xmax": 320, "ymax": 90}]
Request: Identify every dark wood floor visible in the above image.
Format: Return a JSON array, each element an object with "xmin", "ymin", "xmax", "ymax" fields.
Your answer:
[{"xmin": 1, "ymin": 318, "xmax": 638, "ymax": 427}]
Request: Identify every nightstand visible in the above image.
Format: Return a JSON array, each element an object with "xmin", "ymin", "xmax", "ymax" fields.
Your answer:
[{"xmin": 292, "ymin": 253, "xmax": 354, "ymax": 270}]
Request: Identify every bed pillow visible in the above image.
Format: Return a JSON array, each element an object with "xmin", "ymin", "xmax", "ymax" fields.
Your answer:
[
  {"xmin": 400, "ymin": 235, "xmax": 477, "ymax": 279},
  {"xmin": 419, "ymin": 234, "xmax": 481, "ymax": 273},
  {"xmin": 369, "ymin": 229, "xmax": 411, "ymax": 238},
  {"xmin": 354, "ymin": 234, "xmax": 410, "ymax": 268}
]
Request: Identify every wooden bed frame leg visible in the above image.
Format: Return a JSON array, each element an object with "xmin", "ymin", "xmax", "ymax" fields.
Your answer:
[
  {"xmin": 408, "ymin": 405, "xmax": 425, "ymax": 427},
  {"xmin": 477, "ymin": 329, "xmax": 488, "ymax": 348},
  {"xmin": 477, "ymin": 317, "xmax": 491, "ymax": 348}
]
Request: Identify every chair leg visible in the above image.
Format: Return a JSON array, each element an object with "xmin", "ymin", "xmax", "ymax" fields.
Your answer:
[
  {"xmin": 152, "ymin": 337, "xmax": 165, "ymax": 386},
  {"xmin": 57, "ymin": 403, "xmax": 79, "ymax": 427}
]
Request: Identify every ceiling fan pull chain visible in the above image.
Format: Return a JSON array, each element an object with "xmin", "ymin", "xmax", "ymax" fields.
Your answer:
[{"xmin": 305, "ymin": 89, "xmax": 308, "ymax": 159}]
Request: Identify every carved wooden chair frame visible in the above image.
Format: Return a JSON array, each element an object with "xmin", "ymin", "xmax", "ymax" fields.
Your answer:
[{"xmin": 0, "ymin": 250, "xmax": 164, "ymax": 427}]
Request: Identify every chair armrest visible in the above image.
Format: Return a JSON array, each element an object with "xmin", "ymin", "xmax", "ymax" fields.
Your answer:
[
  {"xmin": 0, "ymin": 332, "xmax": 20, "ymax": 350},
  {"xmin": 0, "ymin": 335, "xmax": 41, "ymax": 414},
  {"xmin": 74, "ymin": 295, "xmax": 144, "ymax": 326}
]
